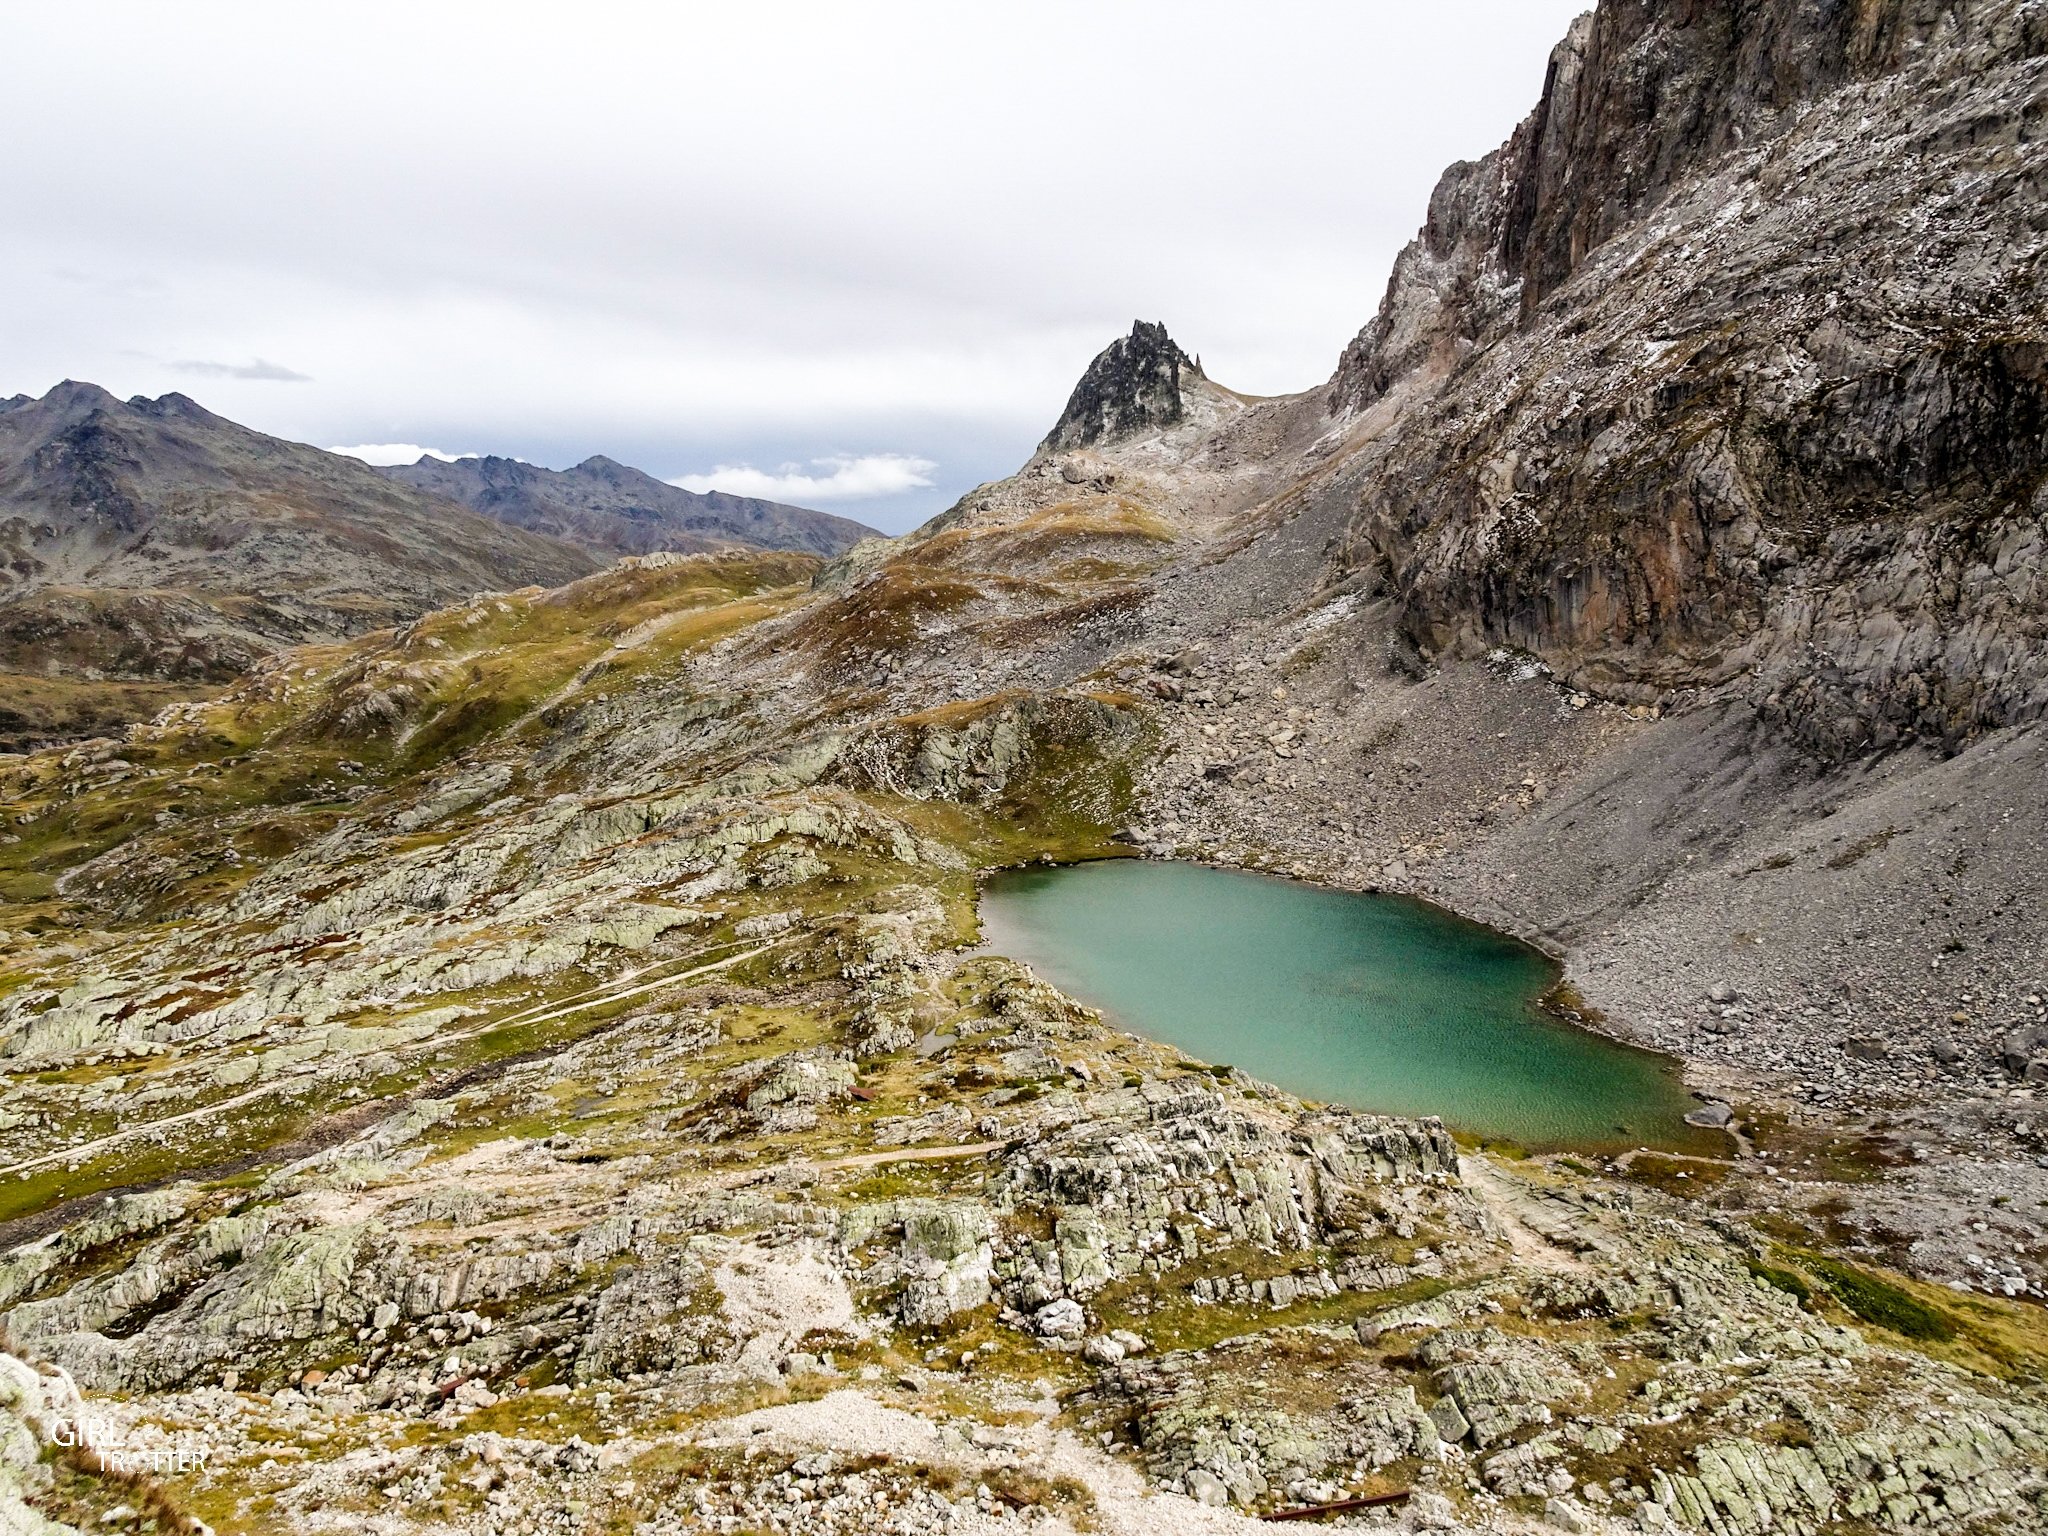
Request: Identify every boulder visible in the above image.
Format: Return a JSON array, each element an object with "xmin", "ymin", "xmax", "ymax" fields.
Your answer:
[
  {"xmin": 1428, "ymin": 1395, "xmax": 1472, "ymax": 1444},
  {"xmin": 1032, "ymin": 1299, "xmax": 1086, "ymax": 1339},
  {"xmin": 743, "ymin": 1050, "xmax": 856, "ymax": 1113},
  {"xmin": 1999, "ymin": 1022, "xmax": 2048, "ymax": 1077},
  {"xmin": 1544, "ymin": 1496, "xmax": 1594, "ymax": 1533},
  {"xmin": 898, "ymin": 1203, "xmax": 994, "ymax": 1326}
]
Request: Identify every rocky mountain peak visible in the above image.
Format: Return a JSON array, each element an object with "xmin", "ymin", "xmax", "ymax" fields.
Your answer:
[
  {"xmin": 1330, "ymin": 0, "xmax": 2048, "ymax": 417},
  {"xmin": 30, "ymin": 379, "xmax": 121, "ymax": 425},
  {"xmin": 131, "ymin": 390, "xmax": 220, "ymax": 425},
  {"xmin": 565, "ymin": 455, "xmax": 667, "ymax": 493},
  {"xmin": 1042, "ymin": 320, "xmax": 1200, "ymax": 452}
]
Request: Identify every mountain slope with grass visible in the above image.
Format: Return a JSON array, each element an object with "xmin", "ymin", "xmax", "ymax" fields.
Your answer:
[
  {"xmin": 2, "ymin": 3, "xmax": 2047, "ymax": 1533},
  {"xmin": 2, "ymin": 530, "xmax": 2041, "ymax": 1534},
  {"xmin": 0, "ymin": 383, "xmax": 598, "ymax": 750}
]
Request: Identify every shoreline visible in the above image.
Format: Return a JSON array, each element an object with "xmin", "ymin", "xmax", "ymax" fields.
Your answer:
[{"xmin": 969, "ymin": 850, "xmax": 1733, "ymax": 1162}]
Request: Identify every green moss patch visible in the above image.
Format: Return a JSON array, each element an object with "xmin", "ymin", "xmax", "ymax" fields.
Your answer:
[{"xmin": 1802, "ymin": 1254, "xmax": 1957, "ymax": 1342}]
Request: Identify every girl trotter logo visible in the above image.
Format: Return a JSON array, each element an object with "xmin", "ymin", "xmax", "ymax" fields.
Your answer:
[{"xmin": 53, "ymin": 1410, "xmax": 212, "ymax": 1474}]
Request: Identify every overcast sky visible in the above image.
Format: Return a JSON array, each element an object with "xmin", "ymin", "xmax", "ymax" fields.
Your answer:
[{"xmin": 1, "ymin": 2, "xmax": 1587, "ymax": 533}]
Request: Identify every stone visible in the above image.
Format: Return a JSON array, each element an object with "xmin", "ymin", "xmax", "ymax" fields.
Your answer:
[
  {"xmin": 1032, "ymin": 1299, "xmax": 1086, "ymax": 1339},
  {"xmin": 1404, "ymin": 1492, "xmax": 1461, "ymax": 1531},
  {"xmin": 1581, "ymin": 1425, "xmax": 1624, "ymax": 1456},
  {"xmin": 1684, "ymin": 1101, "xmax": 1735, "ymax": 1129},
  {"xmin": 2000, "ymin": 1023, "xmax": 2048, "ymax": 1076},
  {"xmin": 1429, "ymin": 1396, "xmax": 1471, "ymax": 1444},
  {"xmin": 1543, "ymin": 1496, "xmax": 1592, "ymax": 1533}
]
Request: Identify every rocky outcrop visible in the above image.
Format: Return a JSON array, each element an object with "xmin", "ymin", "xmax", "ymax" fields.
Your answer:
[
  {"xmin": 1320, "ymin": 0, "xmax": 2048, "ymax": 759},
  {"xmin": 1417, "ymin": 1326, "xmax": 1586, "ymax": 1448},
  {"xmin": 831, "ymin": 691, "xmax": 1145, "ymax": 813},
  {"xmin": 840, "ymin": 1201, "xmax": 995, "ymax": 1326},
  {"xmin": 987, "ymin": 1082, "xmax": 1461, "ymax": 1318},
  {"xmin": 1120, "ymin": 1356, "xmax": 1356, "ymax": 1509},
  {"xmin": 1042, "ymin": 322, "xmax": 1199, "ymax": 452},
  {"xmin": 0, "ymin": 1354, "xmax": 86, "ymax": 1536},
  {"xmin": 1647, "ymin": 1407, "xmax": 2048, "ymax": 1535}
]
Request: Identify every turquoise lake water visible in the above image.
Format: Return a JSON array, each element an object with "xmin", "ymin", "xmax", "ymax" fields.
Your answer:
[{"xmin": 978, "ymin": 858, "xmax": 1713, "ymax": 1152}]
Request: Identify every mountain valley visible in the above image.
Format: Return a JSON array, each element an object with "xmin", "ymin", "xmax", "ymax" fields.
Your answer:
[
  {"xmin": 1, "ymin": 3, "xmax": 2046, "ymax": 1534},
  {"xmin": 0, "ymin": 394, "xmax": 870, "ymax": 754}
]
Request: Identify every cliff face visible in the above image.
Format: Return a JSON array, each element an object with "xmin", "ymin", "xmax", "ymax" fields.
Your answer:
[{"xmin": 1321, "ymin": 0, "xmax": 2048, "ymax": 758}]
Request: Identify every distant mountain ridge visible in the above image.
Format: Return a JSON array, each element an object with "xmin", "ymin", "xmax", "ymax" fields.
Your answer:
[
  {"xmin": 384, "ymin": 453, "xmax": 877, "ymax": 559},
  {"xmin": 0, "ymin": 381, "xmax": 601, "ymax": 748},
  {"xmin": 0, "ymin": 384, "xmax": 885, "ymax": 748}
]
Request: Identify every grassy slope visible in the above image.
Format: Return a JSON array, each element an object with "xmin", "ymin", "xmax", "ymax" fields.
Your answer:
[{"xmin": 0, "ymin": 546, "xmax": 1146, "ymax": 1232}]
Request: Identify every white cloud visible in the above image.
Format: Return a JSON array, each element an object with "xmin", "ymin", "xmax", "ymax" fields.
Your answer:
[
  {"xmin": 0, "ymin": 3, "xmax": 1590, "ymax": 527},
  {"xmin": 670, "ymin": 453, "xmax": 936, "ymax": 503},
  {"xmin": 171, "ymin": 356, "xmax": 310, "ymax": 382},
  {"xmin": 326, "ymin": 442, "xmax": 473, "ymax": 466}
]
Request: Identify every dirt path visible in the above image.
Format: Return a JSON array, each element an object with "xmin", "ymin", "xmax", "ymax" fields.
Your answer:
[
  {"xmin": 1611, "ymin": 1147, "xmax": 1742, "ymax": 1172},
  {"xmin": 1459, "ymin": 1155, "xmax": 1598, "ymax": 1274}
]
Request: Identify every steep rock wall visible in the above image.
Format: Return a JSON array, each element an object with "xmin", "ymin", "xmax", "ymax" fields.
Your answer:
[{"xmin": 1321, "ymin": 0, "xmax": 2048, "ymax": 758}]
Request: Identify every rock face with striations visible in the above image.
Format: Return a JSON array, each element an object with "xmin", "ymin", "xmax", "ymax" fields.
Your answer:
[
  {"xmin": 386, "ymin": 452, "xmax": 878, "ymax": 560},
  {"xmin": 1042, "ymin": 320, "xmax": 1201, "ymax": 452},
  {"xmin": 1317, "ymin": 0, "xmax": 2048, "ymax": 759}
]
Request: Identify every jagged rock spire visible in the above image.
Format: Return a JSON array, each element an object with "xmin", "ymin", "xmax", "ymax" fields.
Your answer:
[{"xmin": 1041, "ymin": 320, "xmax": 1198, "ymax": 452}]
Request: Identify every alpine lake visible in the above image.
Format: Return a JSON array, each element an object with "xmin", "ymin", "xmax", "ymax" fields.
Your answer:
[{"xmin": 978, "ymin": 858, "xmax": 1721, "ymax": 1155}]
